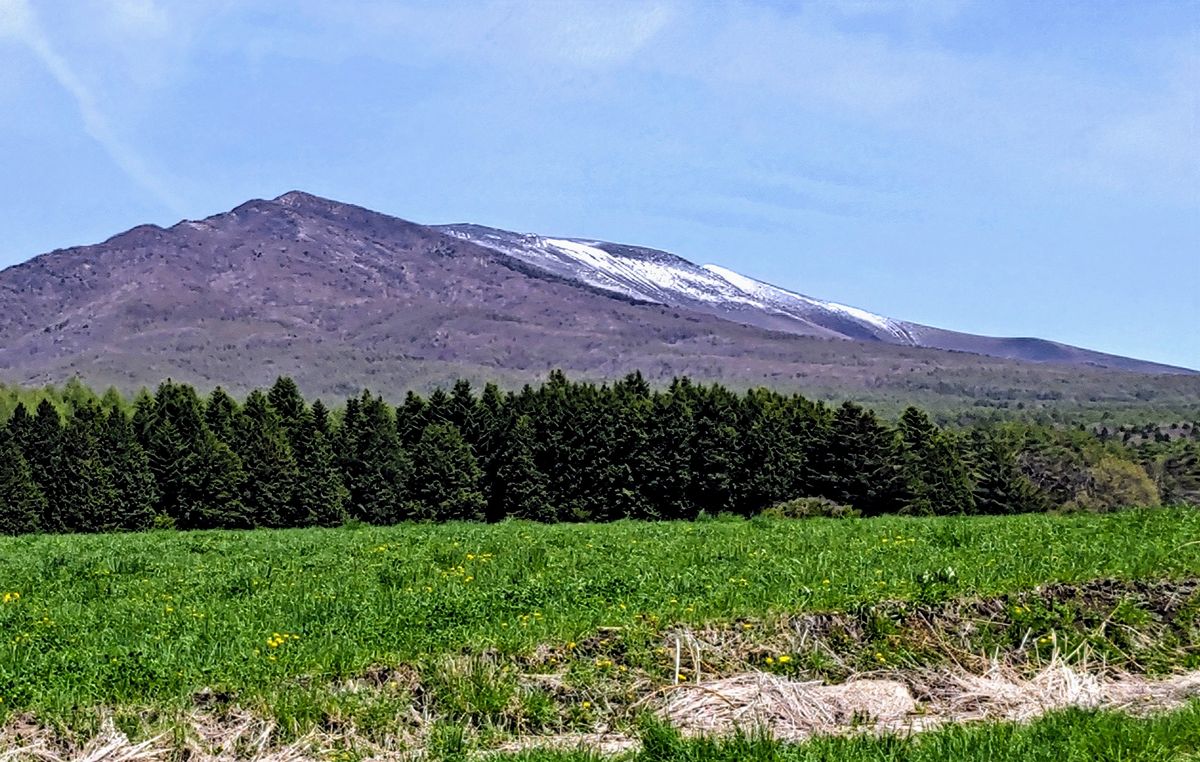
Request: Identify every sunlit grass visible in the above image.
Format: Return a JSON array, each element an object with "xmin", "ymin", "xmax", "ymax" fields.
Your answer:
[{"xmin": 0, "ymin": 508, "xmax": 1196, "ymax": 719}]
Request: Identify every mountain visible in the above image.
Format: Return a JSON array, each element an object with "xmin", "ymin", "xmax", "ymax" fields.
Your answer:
[
  {"xmin": 436, "ymin": 224, "xmax": 1189, "ymax": 373},
  {"xmin": 0, "ymin": 191, "xmax": 1194, "ymax": 412}
]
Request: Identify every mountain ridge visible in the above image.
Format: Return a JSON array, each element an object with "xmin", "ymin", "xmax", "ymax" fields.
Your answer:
[
  {"xmin": 433, "ymin": 218, "xmax": 1191, "ymax": 375},
  {"xmin": 0, "ymin": 191, "xmax": 1194, "ymax": 411}
]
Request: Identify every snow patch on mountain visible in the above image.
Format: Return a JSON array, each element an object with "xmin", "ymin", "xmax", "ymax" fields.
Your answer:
[
  {"xmin": 702, "ymin": 264, "xmax": 916, "ymax": 343},
  {"xmin": 442, "ymin": 224, "xmax": 919, "ymax": 345}
]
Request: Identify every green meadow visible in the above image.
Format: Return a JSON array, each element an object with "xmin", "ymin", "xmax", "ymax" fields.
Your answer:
[{"xmin": 1, "ymin": 509, "xmax": 1197, "ymax": 729}]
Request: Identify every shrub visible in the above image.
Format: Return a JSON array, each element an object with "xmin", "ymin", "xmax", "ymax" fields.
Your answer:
[{"xmin": 760, "ymin": 496, "xmax": 859, "ymax": 519}]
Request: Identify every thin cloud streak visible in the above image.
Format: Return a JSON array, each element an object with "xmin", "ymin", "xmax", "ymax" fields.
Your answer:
[{"xmin": 0, "ymin": 0, "xmax": 183, "ymax": 213}]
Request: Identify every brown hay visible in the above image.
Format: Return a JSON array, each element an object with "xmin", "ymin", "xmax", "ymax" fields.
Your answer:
[
  {"xmin": 0, "ymin": 665, "xmax": 1197, "ymax": 759},
  {"xmin": 659, "ymin": 662, "xmax": 1200, "ymax": 739}
]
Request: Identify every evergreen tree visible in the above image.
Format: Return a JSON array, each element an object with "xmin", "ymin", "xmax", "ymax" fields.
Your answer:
[
  {"xmin": 448, "ymin": 380, "xmax": 479, "ymax": 443},
  {"xmin": 685, "ymin": 385, "xmax": 743, "ymax": 515},
  {"xmin": 898, "ymin": 407, "xmax": 975, "ymax": 515},
  {"xmin": 410, "ymin": 423, "xmax": 486, "ymax": 521},
  {"xmin": 310, "ymin": 399, "xmax": 332, "ymax": 437},
  {"xmin": 54, "ymin": 402, "xmax": 112, "ymax": 532},
  {"xmin": 175, "ymin": 433, "xmax": 248, "ymax": 529},
  {"xmin": 267, "ymin": 376, "xmax": 307, "ymax": 431},
  {"xmin": 17, "ymin": 400, "xmax": 65, "ymax": 531},
  {"xmin": 232, "ymin": 391, "xmax": 298, "ymax": 527},
  {"xmin": 146, "ymin": 381, "xmax": 246, "ymax": 528},
  {"xmin": 0, "ymin": 431, "xmax": 43, "ymax": 535},
  {"xmin": 425, "ymin": 387, "xmax": 451, "ymax": 428},
  {"xmin": 598, "ymin": 377, "xmax": 655, "ymax": 520},
  {"xmin": 492, "ymin": 415, "xmax": 553, "ymax": 521},
  {"xmin": 474, "ymin": 382, "xmax": 510, "ymax": 514},
  {"xmin": 5, "ymin": 402, "xmax": 31, "ymax": 443},
  {"xmin": 99, "ymin": 386, "xmax": 125, "ymax": 413},
  {"xmin": 737, "ymin": 391, "xmax": 807, "ymax": 514},
  {"xmin": 130, "ymin": 389, "xmax": 155, "ymax": 444},
  {"xmin": 100, "ymin": 408, "xmax": 157, "ymax": 531},
  {"xmin": 636, "ymin": 390, "xmax": 694, "ymax": 520},
  {"xmin": 290, "ymin": 409, "xmax": 348, "ymax": 527},
  {"xmin": 969, "ymin": 428, "xmax": 1047, "ymax": 514},
  {"xmin": 811, "ymin": 401, "xmax": 905, "ymax": 515},
  {"xmin": 337, "ymin": 391, "xmax": 411, "ymax": 524},
  {"xmin": 395, "ymin": 391, "xmax": 429, "ymax": 447},
  {"xmin": 61, "ymin": 377, "xmax": 98, "ymax": 413},
  {"xmin": 204, "ymin": 387, "xmax": 239, "ymax": 444}
]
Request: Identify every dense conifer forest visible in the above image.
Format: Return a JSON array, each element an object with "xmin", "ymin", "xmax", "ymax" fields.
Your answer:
[{"xmin": 0, "ymin": 373, "xmax": 1194, "ymax": 534}]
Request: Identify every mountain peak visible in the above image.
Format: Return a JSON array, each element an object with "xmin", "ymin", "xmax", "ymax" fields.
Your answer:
[{"xmin": 274, "ymin": 190, "xmax": 332, "ymax": 208}]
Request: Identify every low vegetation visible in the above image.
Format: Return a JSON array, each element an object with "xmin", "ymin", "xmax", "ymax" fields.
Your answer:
[{"xmin": 0, "ymin": 510, "xmax": 1196, "ymax": 752}]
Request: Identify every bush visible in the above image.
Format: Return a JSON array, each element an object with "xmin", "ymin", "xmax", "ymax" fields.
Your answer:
[
  {"xmin": 1068, "ymin": 457, "xmax": 1161, "ymax": 512},
  {"xmin": 760, "ymin": 496, "xmax": 859, "ymax": 519}
]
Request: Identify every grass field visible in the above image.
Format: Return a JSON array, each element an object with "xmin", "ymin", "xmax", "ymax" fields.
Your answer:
[
  {"xmin": 493, "ymin": 705, "xmax": 1200, "ymax": 761},
  {"xmin": 1, "ymin": 509, "xmax": 1198, "ymax": 755}
]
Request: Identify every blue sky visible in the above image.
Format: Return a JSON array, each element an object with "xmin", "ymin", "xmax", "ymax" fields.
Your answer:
[{"xmin": 1, "ymin": 0, "xmax": 1197, "ymax": 368}]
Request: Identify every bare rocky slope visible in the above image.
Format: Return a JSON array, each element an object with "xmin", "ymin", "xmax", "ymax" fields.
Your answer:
[{"xmin": 0, "ymin": 191, "xmax": 1194, "ymax": 410}]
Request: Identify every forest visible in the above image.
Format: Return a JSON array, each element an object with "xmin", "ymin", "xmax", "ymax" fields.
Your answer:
[{"xmin": 0, "ymin": 372, "xmax": 1195, "ymax": 535}]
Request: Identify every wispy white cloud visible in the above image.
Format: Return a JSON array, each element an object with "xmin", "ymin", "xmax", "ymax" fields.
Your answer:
[{"xmin": 0, "ymin": 0, "xmax": 183, "ymax": 212}]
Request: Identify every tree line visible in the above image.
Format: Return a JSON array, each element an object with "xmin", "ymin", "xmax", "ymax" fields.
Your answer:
[{"xmin": 0, "ymin": 372, "xmax": 1181, "ymax": 535}]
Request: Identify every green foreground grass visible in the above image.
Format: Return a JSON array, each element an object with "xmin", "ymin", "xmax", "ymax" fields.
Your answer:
[
  {"xmin": 498, "ymin": 706, "xmax": 1200, "ymax": 762},
  {"xmin": 0, "ymin": 508, "xmax": 1197, "ymax": 745}
]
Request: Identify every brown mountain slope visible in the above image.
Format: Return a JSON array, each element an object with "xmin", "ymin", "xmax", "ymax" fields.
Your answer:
[{"xmin": 0, "ymin": 191, "xmax": 1196, "ymax": 414}]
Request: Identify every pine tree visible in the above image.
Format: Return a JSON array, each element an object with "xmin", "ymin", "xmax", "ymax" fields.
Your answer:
[
  {"xmin": 738, "ymin": 391, "xmax": 806, "ymax": 514},
  {"xmin": 5, "ymin": 402, "xmax": 32, "ymax": 442},
  {"xmin": 100, "ymin": 408, "xmax": 157, "ymax": 531},
  {"xmin": 267, "ymin": 376, "xmax": 307, "ymax": 431},
  {"xmin": 395, "ymin": 391, "xmax": 428, "ymax": 447},
  {"xmin": 232, "ymin": 391, "xmax": 298, "ymax": 528},
  {"xmin": 969, "ymin": 428, "xmax": 1048, "ymax": 514},
  {"xmin": 812, "ymin": 401, "xmax": 905, "ymax": 515},
  {"xmin": 310, "ymin": 399, "xmax": 332, "ymax": 437},
  {"xmin": 410, "ymin": 423, "xmax": 486, "ymax": 521},
  {"xmin": 130, "ymin": 389, "xmax": 155, "ymax": 444},
  {"xmin": 0, "ymin": 431, "xmax": 43, "ymax": 535},
  {"xmin": 492, "ymin": 415, "xmax": 553, "ymax": 521},
  {"xmin": 596, "ymin": 379, "xmax": 654, "ymax": 520},
  {"xmin": 144, "ymin": 382, "xmax": 200, "ymax": 520},
  {"xmin": 146, "ymin": 381, "xmax": 246, "ymax": 528},
  {"xmin": 290, "ymin": 409, "xmax": 348, "ymax": 526},
  {"xmin": 685, "ymin": 385, "xmax": 743, "ymax": 515},
  {"xmin": 54, "ymin": 402, "xmax": 112, "ymax": 532},
  {"xmin": 448, "ymin": 380, "xmax": 479, "ymax": 443},
  {"xmin": 898, "ymin": 407, "xmax": 975, "ymax": 515},
  {"xmin": 176, "ymin": 433, "xmax": 248, "ymax": 529},
  {"xmin": 204, "ymin": 387, "xmax": 239, "ymax": 444},
  {"xmin": 264, "ymin": 383, "xmax": 346, "ymax": 527},
  {"xmin": 99, "ymin": 386, "xmax": 125, "ymax": 413},
  {"xmin": 337, "ymin": 391, "xmax": 411, "ymax": 525},
  {"xmin": 637, "ymin": 391, "xmax": 694, "ymax": 520},
  {"xmin": 20, "ymin": 400, "xmax": 65, "ymax": 531},
  {"xmin": 474, "ymin": 382, "xmax": 510, "ymax": 516}
]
